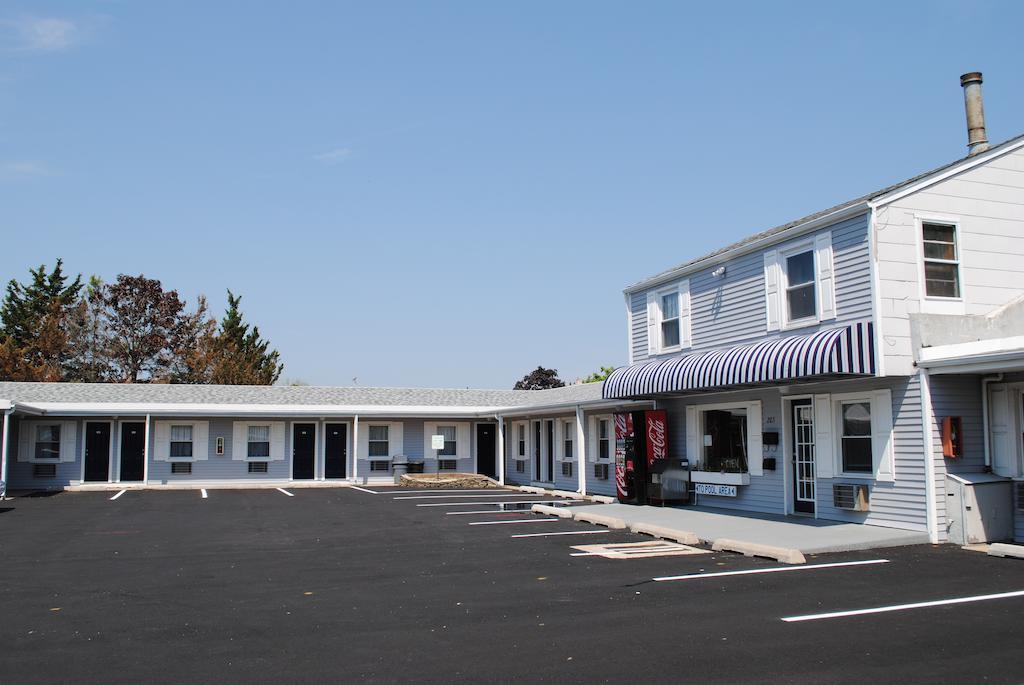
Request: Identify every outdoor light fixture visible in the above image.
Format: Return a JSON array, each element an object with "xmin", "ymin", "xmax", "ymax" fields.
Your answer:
[{"xmin": 712, "ymin": 266, "xmax": 726, "ymax": 278}]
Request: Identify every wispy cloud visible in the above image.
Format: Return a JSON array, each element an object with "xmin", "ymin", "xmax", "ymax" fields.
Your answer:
[
  {"xmin": 313, "ymin": 147, "xmax": 353, "ymax": 164},
  {"xmin": 3, "ymin": 16, "xmax": 80, "ymax": 52},
  {"xmin": 0, "ymin": 160, "xmax": 51, "ymax": 178}
]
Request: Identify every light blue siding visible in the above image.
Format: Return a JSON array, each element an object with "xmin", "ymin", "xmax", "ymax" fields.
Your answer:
[
  {"xmin": 147, "ymin": 417, "xmax": 292, "ymax": 482},
  {"xmin": 6, "ymin": 418, "xmax": 83, "ymax": 489},
  {"xmin": 629, "ymin": 212, "xmax": 872, "ymax": 363}
]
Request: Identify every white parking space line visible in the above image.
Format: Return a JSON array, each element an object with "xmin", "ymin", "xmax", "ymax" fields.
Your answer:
[
  {"xmin": 388, "ymin": 489, "xmax": 514, "ymax": 494},
  {"xmin": 109, "ymin": 489, "xmax": 127, "ymax": 501},
  {"xmin": 446, "ymin": 510, "xmax": 536, "ymax": 515},
  {"xmin": 201, "ymin": 489, "xmax": 208, "ymax": 499},
  {"xmin": 276, "ymin": 488, "xmax": 294, "ymax": 497},
  {"xmin": 348, "ymin": 485, "xmax": 379, "ymax": 495},
  {"xmin": 468, "ymin": 518, "xmax": 559, "ymax": 526},
  {"xmin": 654, "ymin": 559, "xmax": 891, "ymax": 582},
  {"xmin": 417, "ymin": 500, "xmax": 577, "ymax": 507},
  {"xmin": 511, "ymin": 530, "xmax": 610, "ymax": 538},
  {"xmin": 781, "ymin": 589, "xmax": 1024, "ymax": 623},
  {"xmin": 395, "ymin": 493, "xmax": 555, "ymax": 500}
]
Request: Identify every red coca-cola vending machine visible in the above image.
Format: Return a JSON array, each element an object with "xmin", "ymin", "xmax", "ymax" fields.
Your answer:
[{"xmin": 615, "ymin": 410, "xmax": 670, "ymax": 505}]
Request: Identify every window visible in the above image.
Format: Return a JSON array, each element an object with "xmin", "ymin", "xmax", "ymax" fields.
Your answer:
[
  {"xmin": 248, "ymin": 461, "xmax": 268, "ymax": 474},
  {"xmin": 701, "ymin": 408, "xmax": 748, "ymax": 473},
  {"xmin": 660, "ymin": 291, "xmax": 680, "ymax": 349},
  {"xmin": 34, "ymin": 424, "xmax": 61, "ymax": 460},
  {"xmin": 785, "ymin": 250, "xmax": 816, "ymax": 322},
  {"xmin": 840, "ymin": 401, "xmax": 873, "ymax": 473},
  {"xmin": 517, "ymin": 424, "xmax": 526, "ymax": 458},
  {"xmin": 598, "ymin": 419, "xmax": 610, "ymax": 460},
  {"xmin": 563, "ymin": 421, "xmax": 574, "ymax": 460},
  {"xmin": 171, "ymin": 462, "xmax": 192, "ymax": 475},
  {"xmin": 247, "ymin": 425, "xmax": 270, "ymax": 458},
  {"xmin": 922, "ymin": 222, "xmax": 960, "ymax": 298},
  {"xmin": 438, "ymin": 459, "xmax": 457, "ymax": 471},
  {"xmin": 438, "ymin": 425, "xmax": 457, "ymax": 457},
  {"xmin": 368, "ymin": 425, "xmax": 389, "ymax": 457},
  {"xmin": 170, "ymin": 425, "xmax": 194, "ymax": 458}
]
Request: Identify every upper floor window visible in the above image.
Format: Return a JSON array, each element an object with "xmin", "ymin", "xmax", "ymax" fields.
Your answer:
[
  {"xmin": 170, "ymin": 425, "xmax": 194, "ymax": 458},
  {"xmin": 784, "ymin": 250, "xmax": 816, "ymax": 322},
  {"xmin": 660, "ymin": 291, "xmax": 680, "ymax": 349},
  {"xmin": 368, "ymin": 425, "xmax": 390, "ymax": 457},
  {"xmin": 247, "ymin": 425, "xmax": 270, "ymax": 458},
  {"xmin": 922, "ymin": 222, "xmax": 960, "ymax": 298},
  {"xmin": 34, "ymin": 424, "xmax": 61, "ymax": 460}
]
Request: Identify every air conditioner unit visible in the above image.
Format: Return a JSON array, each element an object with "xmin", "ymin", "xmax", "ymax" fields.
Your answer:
[
  {"xmin": 561, "ymin": 462, "xmax": 573, "ymax": 477},
  {"xmin": 593, "ymin": 463, "xmax": 609, "ymax": 480},
  {"xmin": 1016, "ymin": 482, "xmax": 1024, "ymax": 510},
  {"xmin": 832, "ymin": 483, "xmax": 870, "ymax": 511}
]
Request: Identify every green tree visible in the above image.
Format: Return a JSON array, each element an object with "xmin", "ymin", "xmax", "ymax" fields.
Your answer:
[
  {"xmin": 583, "ymin": 365, "xmax": 616, "ymax": 383},
  {"xmin": 513, "ymin": 366, "xmax": 564, "ymax": 390},
  {"xmin": 209, "ymin": 290, "xmax": 283, "ymax": 385},
  {"xmin": 0, "ymin": 259, "xmax": 83, "ymax": 381}
]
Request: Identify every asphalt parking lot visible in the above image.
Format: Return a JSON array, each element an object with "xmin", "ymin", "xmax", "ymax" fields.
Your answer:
[{"xmin": 1, "ymin": 487, "xmax": 1023, "ymax": 684}]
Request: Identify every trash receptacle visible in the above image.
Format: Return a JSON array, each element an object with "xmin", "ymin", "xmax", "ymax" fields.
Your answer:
[
  {"xmin": 408, "ymin": 460, "xmax": 425, "ymax": 474},
  {"xmin": 392, "ymin": 455, "xmax": 410, "ymax": 484}
]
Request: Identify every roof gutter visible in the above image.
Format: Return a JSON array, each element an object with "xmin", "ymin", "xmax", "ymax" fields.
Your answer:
[{"xmin": 624, "ymin": 201, "xmax": 870, "ymax": 294}]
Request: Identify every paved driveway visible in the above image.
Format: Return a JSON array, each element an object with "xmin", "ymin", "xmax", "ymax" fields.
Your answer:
[{"xmin": 1, "ymin": 487, "xmax": 1022, "ymax": 684}]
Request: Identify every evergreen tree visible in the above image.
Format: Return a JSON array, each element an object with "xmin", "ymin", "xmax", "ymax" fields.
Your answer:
[
  {"xmin": 513, "ymin": 366, "xmax": 565, "ymax": 390},
  {"xmin": 210, "ymin": 290, "xmax": 283, "ymax": 385},
  {"xmin": 0, "ymin": 259, "xmax": 83, "ymax": 380}
]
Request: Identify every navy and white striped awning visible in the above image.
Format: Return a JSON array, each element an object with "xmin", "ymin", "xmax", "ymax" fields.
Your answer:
[{"xmin": 603, "ymin": 322, "xmax": 875, "ymax": 399}]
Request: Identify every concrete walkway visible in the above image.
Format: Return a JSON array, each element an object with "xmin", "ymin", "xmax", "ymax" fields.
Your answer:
[{"xmin": 569, "ymin": 502, "xmax": 930, "ymax": 555}]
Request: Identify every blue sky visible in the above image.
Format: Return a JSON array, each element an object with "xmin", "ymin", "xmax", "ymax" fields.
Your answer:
[{"xmin": 1, "ymin": 1, "xmax": 1022, "ymax": 388}]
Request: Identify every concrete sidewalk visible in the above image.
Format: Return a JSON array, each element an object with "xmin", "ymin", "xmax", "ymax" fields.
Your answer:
[{"xmin": 568, "ymin": 503, "xmax": 930, "ymax": 555}]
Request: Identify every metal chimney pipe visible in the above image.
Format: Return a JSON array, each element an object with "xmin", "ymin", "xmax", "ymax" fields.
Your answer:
[{"xmin": 960, "ymin": 72, "xmax": 989, "ymax": 156}]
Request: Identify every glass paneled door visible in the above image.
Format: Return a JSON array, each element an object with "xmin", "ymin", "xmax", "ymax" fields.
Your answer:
[{"xmin": 791, "ymin": 400, "xmax": 816, "ymax": 514}]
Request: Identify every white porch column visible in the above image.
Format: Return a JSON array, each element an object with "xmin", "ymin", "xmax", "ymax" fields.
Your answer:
[
  {"xmin": 142, "ymin": 414, "xmax": 151, "ymax": 484},
  {"xmin": 575, "ymin": 405, "xmax": 587, "ymax": 496},
  {"xmin": 1, "ymin": 410, "xmax": 11, "ymax": 497},
  {"xmin": 352, "ymin": 415, "xmax": 359, "ymax": 482},
  {"xmin": 496, "ymin": 415, "xmax": 505, "ymax": 486}
]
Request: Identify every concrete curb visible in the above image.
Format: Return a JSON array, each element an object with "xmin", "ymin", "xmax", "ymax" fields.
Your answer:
[
  {"xmin": 988, "ymin": 542, "xmax": 1024, "ymax": 560},
  {"xmin": 589, "ymin": 495, "xmax": 616, "ymax": 504},
  {"xmin": 551, "ymin": 490, "xmax": 581, "ymax": 499},
  {"xmin": 573, "ymin": 511, "xmax": 627, "ymax": 530},
  {"xmin": 628, "ymin": 522, "xmax": 700, "ymax": 546},
  {"xmin": 518, "ymin": 486, "xmax": 547, "ymax": 495},
  {"xmin": 531, "ymin": 504, "xmax": 574, "ymax": 519},
  {"xmin": 712, "ymin": 538, "xmax": 806, "ymax": 565}
]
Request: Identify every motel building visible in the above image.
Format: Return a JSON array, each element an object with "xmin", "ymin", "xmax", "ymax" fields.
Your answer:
[{"xmin": 2, "ymin": 73, "xmax": 1024, "ymax": 547}]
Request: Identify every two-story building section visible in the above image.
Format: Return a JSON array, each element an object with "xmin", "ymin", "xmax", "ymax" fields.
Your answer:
[{"xmin": 604, "ymin": 73, "xmax": 1024, "ymax": 545}]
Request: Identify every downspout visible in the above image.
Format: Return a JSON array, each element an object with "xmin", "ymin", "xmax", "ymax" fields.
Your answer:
[
  {"xmin": 143, "ymin": 414, "xmax": 151, "ymax": 485},
  {"xmin": 495, "ymin": 414, "xmax": 505, "ymax": 486},
  {"xmin": 1, "ymin": 409, "xmax": 13, "ymax": 498},
  {"xmin": 981, "ymin": 373, "xmax": 1004, "ymax": 469}
]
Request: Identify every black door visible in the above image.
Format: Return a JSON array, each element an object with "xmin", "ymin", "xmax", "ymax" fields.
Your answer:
[
  {"xmin": 325, "ymin": 423, "xmax": 347, "ymax": 479},
  {"xmin": 84, "ymin": 422, "xmax": 110, "ymax": 482},
  {"xmin": 533, "ymin": 421, "xmax": 541, "ymax": 481},
  {"xmin": 293, "ymin": 423, "xmax": 316, "ymax": 480},
  {"xmin": 546, "ymin": 420, "xmax": 554, "ymax": 482},
  {"xmin": 119, "ymin": 422, "xmax": 145, "ymax": 482},
  {"xmin": 476, "ymin": 424, "xmax": 496, "ymax": 479}
]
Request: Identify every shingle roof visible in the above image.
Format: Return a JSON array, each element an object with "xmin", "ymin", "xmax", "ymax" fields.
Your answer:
[
  {"xmin": 625, "ymin": 133, "xmax": 1024, "ymax": 293},
  {"xmin": 0, "ymin": 380, "xmax": 607, "ymax": 410}
]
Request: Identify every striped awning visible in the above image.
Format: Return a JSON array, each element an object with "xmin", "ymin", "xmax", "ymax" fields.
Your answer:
[{"xmin": 603, "ymin": 322, "xmax": 875, "ymax": 399}]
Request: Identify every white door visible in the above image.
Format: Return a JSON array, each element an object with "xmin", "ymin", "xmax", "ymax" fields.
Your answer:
[{"xmin": 792, "ymin": 401, "xmax": 816, "ymax": 514}]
